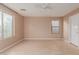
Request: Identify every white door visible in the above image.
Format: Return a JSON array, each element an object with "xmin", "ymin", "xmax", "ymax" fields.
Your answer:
[{"xmin": 69, "ymin": 13, "xmax": 79, "ymax": 46}]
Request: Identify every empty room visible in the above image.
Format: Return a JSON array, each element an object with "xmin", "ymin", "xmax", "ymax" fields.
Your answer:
[{"xmin": 0, "ymin": 3, "xmax": 79, "ymax": 55}]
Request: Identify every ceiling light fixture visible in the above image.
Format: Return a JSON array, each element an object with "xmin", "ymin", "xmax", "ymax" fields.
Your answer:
[{"xmin": 36, "ymin": 3, "xmax": 52, "ymax": 9}]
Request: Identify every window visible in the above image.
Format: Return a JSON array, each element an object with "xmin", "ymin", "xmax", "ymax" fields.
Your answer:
[
  {"xmin": 0, "ymin": 11, "xmax": 13, "ymax": 39},
  {"xmin": 3, "ymin": 13, "xmax": 13, "ymax": 38},
  {"xmin": 51, "ymin": 20, "xmax": 60, "ymax": 33},
  {"xmin": 0, "ymin": 12, "xmax": 2, "ymax": 39}
]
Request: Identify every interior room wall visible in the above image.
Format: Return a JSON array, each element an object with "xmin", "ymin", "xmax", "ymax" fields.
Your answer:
[
  {"xmin": 63, "ymin": 17, "xmax": 69, "ymax": 41},
  {"xmin": 0, "ymin": 4, "xmax": 24, "ymax": 50},
  {"xmin": 24, "ymin": 17, "xmax": 63, "ymax": 40}
]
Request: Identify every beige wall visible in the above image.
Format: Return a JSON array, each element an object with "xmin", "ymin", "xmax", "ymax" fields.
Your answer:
[
  {"xmin": 24, "ymin": 17, "xmax": 63, "ymax": 40},
  {"xmin": 0, "ymin": 4, "xmax": 24, "ymax": 50},
  {"xmin": 63, "ymin": 17, "xmax": 69, "ymax": 40}
]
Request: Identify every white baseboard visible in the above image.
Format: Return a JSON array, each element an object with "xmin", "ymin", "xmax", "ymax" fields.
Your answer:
[
  {"xmin": 0, "ymin": 39, "xmax": 23, "ymax": 53},
  {"xmin": 24, "ymin": 38, "xmax": 63, "ymax": 40}
]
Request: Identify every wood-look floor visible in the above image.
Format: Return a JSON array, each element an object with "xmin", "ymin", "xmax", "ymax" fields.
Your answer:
[{"xmin": 1, "ymin": 40, "xmax": 79, "ymax": 55}]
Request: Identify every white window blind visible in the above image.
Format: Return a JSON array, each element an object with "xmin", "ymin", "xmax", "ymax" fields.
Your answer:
[{"xmin": 52, "ymin": 20, "xmax": 60, "ymax": 33}]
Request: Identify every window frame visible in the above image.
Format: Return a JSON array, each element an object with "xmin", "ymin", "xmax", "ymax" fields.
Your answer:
[
  {"xmin": 51, "ymin": 19, "xmax": 60, "ymax": 34},
  {"xmin": 0, "ymin": 11, "xmax": 3, "ymax": 39},
  {"xmin": 0, "ymin": 11, "xmax": 15, "ymax": 39}
]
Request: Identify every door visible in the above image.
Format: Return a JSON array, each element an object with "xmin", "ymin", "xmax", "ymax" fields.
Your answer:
[{"xmin": 69, "ymin": 13, "xmax": 79, "ymax": 46}]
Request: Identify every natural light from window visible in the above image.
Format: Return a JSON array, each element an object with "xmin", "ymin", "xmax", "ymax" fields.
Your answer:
[
  {"xmin": 0, "ymin": 11, "xmax": 13, "ymax": 39},
  {"xmin": 52, "ymin": 20, "xmax": 60, "ymax": 33},
  {"xmin": 3, "ymin": 13, "xmax": 13, "ymax": 38}
]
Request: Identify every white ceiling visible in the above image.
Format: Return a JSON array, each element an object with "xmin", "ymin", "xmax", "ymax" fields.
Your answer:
[{"xmin": 3, "ymin": 3, "xmax": 79, "ymax": 17}]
